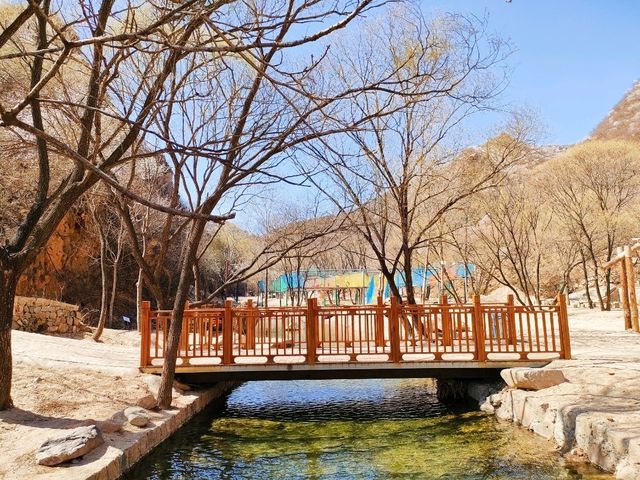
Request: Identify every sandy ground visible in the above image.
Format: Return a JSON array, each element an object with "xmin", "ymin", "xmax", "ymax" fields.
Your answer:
[
  {"xmin": 565, "ymin": 307, "xmax": 640, "ymax": 362},
  {"xmin": 0, "ymin": 329, "xmax": 162, "ymax": 480}
]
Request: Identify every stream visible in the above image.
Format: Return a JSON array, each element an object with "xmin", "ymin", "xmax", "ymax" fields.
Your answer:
[{"xmin": 125, "ymin": 379, "xmax": 610, "ymax": 479}]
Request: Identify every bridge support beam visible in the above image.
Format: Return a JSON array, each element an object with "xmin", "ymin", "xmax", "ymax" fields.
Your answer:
[
  {"xmin": 436, "ymin": 378, "xmax": 505, "ymax": 404},
  {"xmin": 436, "ymin": 379, "xmax": 467, "ymax": 402}
]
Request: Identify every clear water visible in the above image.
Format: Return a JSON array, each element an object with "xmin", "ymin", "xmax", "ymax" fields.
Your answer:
[{"xmin": 125, "ymin": 379, "xmax": 610, "ymax": 480}]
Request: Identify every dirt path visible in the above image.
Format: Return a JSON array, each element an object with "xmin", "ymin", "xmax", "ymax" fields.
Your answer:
[
  {"xmin": 12, "ymin": 329, "xmax": 139, "ymax": 375},
  {"xmin": 567, "ymin": 308, "xmax": 640, "ymax": 362},
  {"xmin": 0, "ymin": 329, "xmax": 158, "ymax": 479}
]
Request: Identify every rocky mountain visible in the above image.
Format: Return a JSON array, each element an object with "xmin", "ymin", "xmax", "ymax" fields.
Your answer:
[{"xmin": 591, "ymin": 80, "xmax": 640, "ymax": 141}]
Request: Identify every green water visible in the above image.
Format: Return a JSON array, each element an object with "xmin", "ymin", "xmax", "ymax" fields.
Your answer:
[{"xmin": 125, "ymin": 379, "xmax": 610, "ymax": 479}]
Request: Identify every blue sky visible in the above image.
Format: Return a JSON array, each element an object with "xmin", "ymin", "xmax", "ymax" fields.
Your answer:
[
  {"xmin": 239, "ymin": 1, "xmax": 640, "ymax": 226},
  {"xmin": 420, "ymin": 0, "xmax": 640, "ymax": 145}
]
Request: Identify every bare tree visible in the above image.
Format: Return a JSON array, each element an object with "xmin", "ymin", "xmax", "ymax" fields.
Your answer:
[
  {"xmin": 472, "ymin": 179, "xmax": 553, "ymax": 306},
  {"xmin": 86, "ymin": 189, "xmax": 127, "ymax": 341},
  {"xmin": 261, "ymin": 199, "xmax": 346, "ymax": 306},
  {"xmin": 198, "ymin": 223, "xmax": 257, "ymax": 301},
  {"xmin": 0, "ymin": 0, "xmax": 238, "ymax": 409},
  {"xmin": 303, "ymin": 8, "xmax": 520, "ymax": 305},
  {"xmin": 144, "ymin": 0, "xmax": 423, "ymax": 408},
  {"xmin": 540, "ymin": 140, "xmax": 640, "ymax": 310},
  {"xmin": 441, "ymin": 210, "xmax": 495, "ymax": 301}
]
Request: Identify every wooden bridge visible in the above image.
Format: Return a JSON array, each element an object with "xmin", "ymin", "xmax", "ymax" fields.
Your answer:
[{"xmin": 139, "ymin": 294, "xmax": 571, "ymax": 381}]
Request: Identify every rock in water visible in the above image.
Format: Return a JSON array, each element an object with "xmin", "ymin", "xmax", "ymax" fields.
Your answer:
[
  {"xmin": 36, "ymin": 425, "xmax": 104, "ymax": 466},
  {"xmin": 124, "ymin": 406, "xmax": 150, "ymax": 427},
  {"xmin": 479, "ymin": 399, "xmax": 495, "ymax": 414},
  {"xmin": 500, "ymin": 368, "xmax": 566, "ymax": 390}
]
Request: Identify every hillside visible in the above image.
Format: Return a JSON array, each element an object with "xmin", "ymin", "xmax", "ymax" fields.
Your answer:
[{"xmin": 591, "ymin": 80, "xmax": 640, "ymax": 141}]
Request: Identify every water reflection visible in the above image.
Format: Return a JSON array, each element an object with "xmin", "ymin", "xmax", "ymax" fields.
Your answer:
[{"xmin": 125, "ymin": 379, "xmax": 610, "ymax": 480}]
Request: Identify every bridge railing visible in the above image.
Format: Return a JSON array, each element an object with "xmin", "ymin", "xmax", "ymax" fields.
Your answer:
[{"xmin": 139, "ymin": 294, "xmax": 571, "ymax": 368}]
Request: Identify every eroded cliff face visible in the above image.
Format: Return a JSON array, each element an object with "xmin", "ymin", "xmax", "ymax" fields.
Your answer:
[
  {"xmin": 8, "ymin": 159, "xmax": 176, "ymax": 319},
  {"xmin": 16, "ymin": 208, "xmax": 98, "ymax": 309}
]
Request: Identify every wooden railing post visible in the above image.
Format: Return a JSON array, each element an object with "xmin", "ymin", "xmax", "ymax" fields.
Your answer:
[
  {"xmin": 441, "ymin": 294, "xmax": 452, "ymax": 347},
  {"xmin": 472, "ymin": 294, "xmax": 486, "ymax": 361},
  {"xmin": 625, "ymin": 245, "xmax": 639, "ymax": 332},
  {"xmin": 375, "ymin": 296, "xmax": 385, "ymax": 347},
  {"xmin": 139, "ymin": 301, "xmax": 151, "ymax": 368},
  {"xmin": 246, "ymin": 299, "xmax": 256, "ymax": 350},
  {"xmin": 389, "ymin": 296, "xmax": 402, "ymax": 363},
  {"xmin": 306, "ymin": 297, "xmax": 318, "ymax": 363},
  {"xmin": 619, "ymin": 250, "xmax": 632, "ymax": 330},
  {"xmin": 557, "ymin": 292, "xmax": 572, "ymax": 359},
  {"xmin": 180, "ymin": 300, "xmax": 190, "ymax": 356},
  {"xmin": 223, "ymin": 299, "xmax": 233, "ymax": 365},
  {"xmin": 506, "ymin": 294, "xmax": 517, "ymax": 346}
]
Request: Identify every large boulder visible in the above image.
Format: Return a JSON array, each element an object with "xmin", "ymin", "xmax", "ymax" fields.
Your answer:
[
  {"xmin": 500, "ymin": 368, "xmax": 566, "ymax": 391},
  {"xmin": 36, "ymin": 425, "xmax": 104, "ymax": 466},
  {"xmin": 124, "ymin": 406, "xmax": 150, "ymax": 427}
]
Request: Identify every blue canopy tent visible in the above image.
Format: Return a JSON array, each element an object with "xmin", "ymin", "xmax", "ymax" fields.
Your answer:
[
  {"xmin": 379, "ymin": 264, "xmax": 475, "ymax": 301},
  {"xmin": 271, "ymin": 273, "xmax": 306, "ymax": 293}
]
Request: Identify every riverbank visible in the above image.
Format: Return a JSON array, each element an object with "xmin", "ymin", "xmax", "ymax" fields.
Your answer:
[
  {"xmin": 0, "ymin": 329, "xmax": 237, "ymax": 479},
  {"xmin": 483, "ymin": 308, "xmax": 640, "ymax": 479}
]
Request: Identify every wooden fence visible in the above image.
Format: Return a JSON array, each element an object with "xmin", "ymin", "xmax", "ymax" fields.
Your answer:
[{"xmin": 140, "ymin": 294, "xmax": 571, "ymax": 369}]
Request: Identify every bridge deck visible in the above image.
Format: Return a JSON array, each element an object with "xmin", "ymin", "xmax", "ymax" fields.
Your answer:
[
  {"xmin": 141, "ymin": 360, "xmax": 551, "ymax": 381},
  {"xmin": 139, "ymin": 295, "xmax": 571, "ymax": 380}
]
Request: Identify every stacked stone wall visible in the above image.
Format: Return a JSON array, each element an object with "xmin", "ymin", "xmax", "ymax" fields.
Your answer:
[{"xmin": 12, "ymin": 296, "xmax": 87, "ymax": 334}]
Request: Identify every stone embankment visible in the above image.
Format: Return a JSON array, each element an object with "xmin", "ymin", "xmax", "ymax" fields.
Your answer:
[
  {"xmin": 12, "ymin": 296, "xmax": 88, "ymax": 334},
  {"xmin": 477, "ymin": 308, "xmax": 640, "ymax": 479},
  {"xmin": 0, "ymin": 329, "xmax": 239, "ymax": 479},
  {"xmin": 83, "ymin": 380, "xmax": 239, "ymax": 480}
]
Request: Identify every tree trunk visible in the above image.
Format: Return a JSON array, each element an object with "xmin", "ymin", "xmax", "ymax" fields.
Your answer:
[
  {"xmin": 403, "ymin": 250, "xmax": 417, "ymax": 306},
  {"xmin": 157, "ymin": 219, "xmax": 207, "ymax": 409},
  {"xmin": 592, "ymin": 266, "xmax": 606, "ymax": 311},
  {"xmin": 580, "ymin": 250, "xmax": 594, "ymax": 309},
  {"xmin": 401, "ymin": 247, "xmax": 428, "ymax": 338},
  {"xmin": 136, "ymin": 268, "xmax": 143, "ymax": 332},
  {"xmin": 192, "ymin": 261, "xmax": 201, "ymax": 302},
  {"xmin": 93, "ymin": 230, "xmax": 110, "ymax": 341},
  {"xmin": 585, "ymin": 243, "xmax": 606, "ymax": 310},
  {"xmin": 0, "ymin": 263, "xmax": 18, "ymax": 410},
  {"xmin": 605, "ymin": 268, "xmax": 612, "ymax": 311},
  {"xmin": 381, "ymin": 269, "xmax": 402, "ymax": 300},
  {"xmin": 157, "ymin": 257, "xmax": 193, "ymax": 409},
  {"xmin": 108, "ymin": 229, "xmax": 124, "ymax": 329}
]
